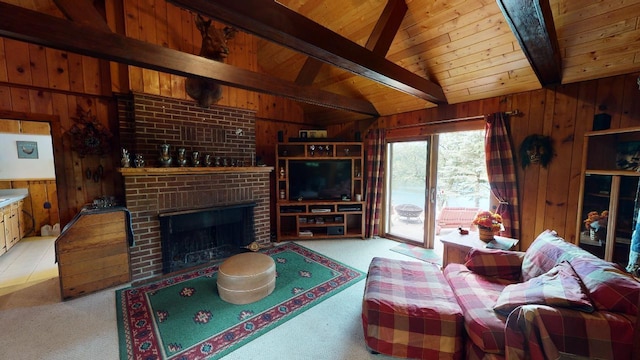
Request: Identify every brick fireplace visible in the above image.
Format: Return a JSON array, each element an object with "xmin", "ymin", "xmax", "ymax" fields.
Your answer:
[
  {"xmin": 118, "ymin": 93, "xmax": 272, "ymax": 281},
  {"xmin": 159, "ymin": 202, "xmax": 256, "ymax": 274}
]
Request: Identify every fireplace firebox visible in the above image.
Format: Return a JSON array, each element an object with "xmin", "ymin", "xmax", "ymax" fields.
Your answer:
[{"xmin": 159, "ymin": 202, "xmax": 256, "ymax": 274}]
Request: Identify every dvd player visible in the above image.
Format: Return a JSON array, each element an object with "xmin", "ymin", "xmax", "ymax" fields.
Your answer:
[{"xmin": 338, "ymin": 206, "xmax": 361, "ymax": 212}]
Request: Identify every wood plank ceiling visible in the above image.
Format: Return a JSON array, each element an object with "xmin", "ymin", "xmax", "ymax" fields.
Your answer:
[
  {"xmin": 2, "ymin": 0, "xmax": 640, "ymax": 125},
  {"xmin": 258, "ymin": 0, "xmax": 640, "ymax": 124}
]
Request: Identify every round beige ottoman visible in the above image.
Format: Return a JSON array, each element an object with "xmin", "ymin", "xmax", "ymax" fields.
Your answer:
[{"xmin": 217, "ymin": 252, "xmax": 276, "ymax": 305}]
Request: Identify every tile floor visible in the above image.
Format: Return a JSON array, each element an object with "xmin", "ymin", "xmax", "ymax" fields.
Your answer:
[{"xmin": 0, "ymin": 236, "xmax": 59, "ymax": 297}]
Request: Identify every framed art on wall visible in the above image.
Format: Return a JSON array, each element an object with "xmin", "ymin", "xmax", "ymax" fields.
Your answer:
[{"xmin": 16, "ymin": 141, "xmax": 38, "ymax": 159}]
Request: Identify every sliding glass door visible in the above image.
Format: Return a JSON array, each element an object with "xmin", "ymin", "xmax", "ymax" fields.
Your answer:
[
  {"xmin": 385, "ymin": 140, "xmax": 429, "ymax": 243},
  {"xmin": 384, "ymin": 128, "xmax": 490, "ymax": 249}
]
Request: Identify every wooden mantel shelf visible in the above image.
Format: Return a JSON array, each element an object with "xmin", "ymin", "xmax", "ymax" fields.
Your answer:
[{"xmin": 118, "ymin": 166, "xmax": 274, "ymax": 176}]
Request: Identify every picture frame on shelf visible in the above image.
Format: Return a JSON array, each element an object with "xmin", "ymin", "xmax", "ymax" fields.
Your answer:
[{"xmin": 300, "ymin": 130, "xmax": 327, "ymax": 139}]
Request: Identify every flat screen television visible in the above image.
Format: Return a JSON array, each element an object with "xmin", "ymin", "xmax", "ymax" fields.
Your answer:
[{"xmin": 288, "ymin": 160, "xmax": 352, "ymax": 200}]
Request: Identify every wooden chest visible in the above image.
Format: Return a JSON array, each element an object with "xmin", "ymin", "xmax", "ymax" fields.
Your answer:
[{"xmin": 55, "ymin": 208, "xmax": 131, "ymax": 300}]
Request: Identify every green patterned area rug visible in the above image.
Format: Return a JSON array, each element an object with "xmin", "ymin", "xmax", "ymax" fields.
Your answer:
[
  {"xmin": 390, "ymin": 242, "xmax": 442, "ymax": 265},
  {"xmin": 116, "ymin": 242, "xmax": 364, "ymax": 360}
]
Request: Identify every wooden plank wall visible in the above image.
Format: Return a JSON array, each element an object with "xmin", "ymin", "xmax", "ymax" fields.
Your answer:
[
  {"xmin": 1, "ymin": 1, "xmax": 639, "ymax": 252},
  {"xmin": 0, "ymin": 0, "xmax": 303, "ymax": 227},
  {"xmin": 116, "ymin": 0, "xmax": 304, "ymax": 120},
  {"xmin": 119, "ymin": 0, "xmax": 250, "ymax": 111},
  {"xmin": 330, "ymin": 73, "xmax": 640, "ymax": 249}
]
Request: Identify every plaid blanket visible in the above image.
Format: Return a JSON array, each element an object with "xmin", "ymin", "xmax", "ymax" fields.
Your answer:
[{"xmin": 504, "ymin": 305, "xmax": 636, "ymax": 359}]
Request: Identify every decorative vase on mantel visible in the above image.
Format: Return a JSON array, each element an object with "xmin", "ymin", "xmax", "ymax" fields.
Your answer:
[{"xmin": 478, "ymin": 227, "xmax": 495, "ymax": 242}]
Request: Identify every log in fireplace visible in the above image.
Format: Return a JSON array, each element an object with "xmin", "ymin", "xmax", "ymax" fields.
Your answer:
[{"xmin": 158, "ymin": 202, "xmax": 256, "ymax": 274}]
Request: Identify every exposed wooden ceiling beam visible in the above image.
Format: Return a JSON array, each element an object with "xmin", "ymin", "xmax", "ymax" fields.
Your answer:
[
  {"xmin": 53, "ymin": 0, "xmax": 110, "ymax": 31},
  {"xmin": 296, "ymin": 0, "xmax": 407, "ymax": 86},
  {"xmin": 295, "ymin": 58, "xmax": 324, "ymax": 86},
  {"xmin": 167, "ymin": 0, "xmax": 447, "ymax": 104},
  {"xmin": 497, "ymin": 0, "xmax": 562, "ymax": 86},
  {"xmin": 0, "ymin": 2, "xmax": 378, "ymax": 116},
  {"xmin": 365, "ymin": 0, "xmax": 408, "ymax": 56}
]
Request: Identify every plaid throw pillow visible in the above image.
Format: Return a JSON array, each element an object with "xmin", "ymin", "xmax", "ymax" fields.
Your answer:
[
  {"xmin": 494, "ymin": 261, "xmax": 594, "ymax": 317},
  {"xmin": 464, "ymin": 248, "xmax": 524, "ymax": 281},
  {"xmin": 521, "ymin": 229, "xmax": 597, "ymax": 281},
  {"xmin": 570, "ymin": 257, "xmax": 640, "ymax": 316}
]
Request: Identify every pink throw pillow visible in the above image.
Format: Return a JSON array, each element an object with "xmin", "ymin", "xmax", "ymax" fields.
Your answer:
[{"xmin": 570, "ymin": 257, "xmax": 640, "ymax": 316}]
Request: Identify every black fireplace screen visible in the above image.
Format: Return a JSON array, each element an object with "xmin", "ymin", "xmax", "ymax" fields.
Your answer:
[{"xmin": 159, "ymin": 202, "xmax": 256, "ymax": 273}]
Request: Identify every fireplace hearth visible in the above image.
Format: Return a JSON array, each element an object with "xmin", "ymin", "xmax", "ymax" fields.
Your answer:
[{"xmin": 159, "ymin": 202, "xmax": 256, "ymax": 274}]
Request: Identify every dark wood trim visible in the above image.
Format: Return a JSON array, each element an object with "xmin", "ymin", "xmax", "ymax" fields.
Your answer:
[
  {"xmin": 497, "ymin": 0, "xmax": 562, "ymax": 86},
  {"xmin": 0, "ymin": 81, "xmax": 114, "ymax": 100},
  {"xmin": 0, "ymin": 2, "xmax": 378, "ymax": 117},
  {"xmin": 167, "ymin": 0, "xmax": 447, "ymax": 104},
  {"xmin": 0, "ymin": 110, "xmax": 60, "ymax": 123}
]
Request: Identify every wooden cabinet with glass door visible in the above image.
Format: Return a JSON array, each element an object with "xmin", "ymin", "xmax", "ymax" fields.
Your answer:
[{"xmin": 576, "ymin": 126, "xmax": 640, "ymax": 269}]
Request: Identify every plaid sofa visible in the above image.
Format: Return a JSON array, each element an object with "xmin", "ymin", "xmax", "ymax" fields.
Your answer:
[{"xmin": 443, "ymin": 229, "xmax": 639, "ymax": 360}]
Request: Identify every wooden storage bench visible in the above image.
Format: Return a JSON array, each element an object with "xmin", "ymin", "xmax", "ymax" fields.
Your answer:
[
  {"xmin": 362, "ymin": 257, "xmax": 464, "ymax": 359},
  {"xmin": 55, "ymin": 207, "xmax": 132, "ymax": 300}
]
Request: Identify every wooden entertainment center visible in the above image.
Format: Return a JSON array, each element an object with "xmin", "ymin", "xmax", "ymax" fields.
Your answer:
[{"xmin": 275, "ymin": 141, "xmax": 365, "ymax": 241}]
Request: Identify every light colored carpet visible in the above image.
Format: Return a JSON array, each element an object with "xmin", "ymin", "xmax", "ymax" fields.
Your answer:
[{"xmin": 0, "ymin": 237, "xmax": 423, "ymax": 360}]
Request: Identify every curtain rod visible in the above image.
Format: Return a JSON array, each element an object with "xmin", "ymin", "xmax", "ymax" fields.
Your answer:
[{"xmin": 388, "ymin": 109, "xmax": 520, "ymax": 130}]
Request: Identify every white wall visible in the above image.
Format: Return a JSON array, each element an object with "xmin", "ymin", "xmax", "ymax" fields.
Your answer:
[{"xmin": 0, "ymin": 133, "xmax": 55, "ymax": 180}]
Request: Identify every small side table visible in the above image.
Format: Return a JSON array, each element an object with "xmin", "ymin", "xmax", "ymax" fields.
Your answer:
[{"xmin": 440, "ymin": 231, "xmax": 519, "ymax": 268}]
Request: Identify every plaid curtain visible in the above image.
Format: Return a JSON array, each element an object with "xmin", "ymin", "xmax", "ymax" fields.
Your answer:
[
  {"xmin": 485, "ymin": 113, "xmax": 521, "ymax": 239},
  {"xmin": 364, "ymin": 129, "xmax": 385, "ymax": 238}
]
